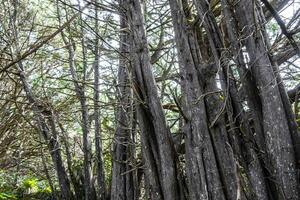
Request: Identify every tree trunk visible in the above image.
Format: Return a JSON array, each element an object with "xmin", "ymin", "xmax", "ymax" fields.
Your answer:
[
  {"xmin": 10, "ymin": 4, "xmax": 73, "ymax": 197},
  {"xmin": 76, "ymin": 4, "xmax": 96, "ymax": 199},
  {"xmin": 232, "ymin": 0, "xmax": 300, "ymax": 199},
  {"xmin": 111, "ymin": 1, "xmax": 137, "ymax": 199},
  {"xmin": 16, "ymin": 62, "xmax": 73, "ymax": 200},
  {"xmin": 126, "ymin": 0, "xmax": 181, "ymax": 199},
  {"xmin": 58, "ymin": 118, "xmax": 84, "ymax": 200},
  {"xmin": 169, "ymin": 0, "xmax": 228, "ymax": 199},
  {"xmin": 257, "ymin": 5, "xmax": 300, "ymax": 169},
  {"xmin": 193, "ymin": 1, "xmax": 269, "ymax": 199},
  {"xmin": 93, "ymin": 1, "xmax": 106, "ymax": 199}
]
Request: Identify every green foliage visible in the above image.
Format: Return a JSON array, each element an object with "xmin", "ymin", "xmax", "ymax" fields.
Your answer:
[
  {"xmin": 22, "ymin": 178, "xmax": 38, "ymax": 189},
  {"xmin": 0, "ymin": 192, "xmax": 17, "ymax": 200},
  {"xmin": 0, "ymin": 171, "xmax": 52, "ymax": 200},
  {"xmin": 270, "ymin": 23, "xmax": 279, "ymax": 34}
]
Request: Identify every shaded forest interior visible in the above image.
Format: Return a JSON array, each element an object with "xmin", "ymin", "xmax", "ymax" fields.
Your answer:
[{"xmin": 1, "ymin": 0, "xmax": 300, "ymax": 199}]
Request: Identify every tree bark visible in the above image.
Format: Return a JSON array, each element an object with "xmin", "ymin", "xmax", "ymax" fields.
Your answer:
[
  {"xmin": 111, "ymin": 1, "xmax": 137, "ymax": 199},
  {"xmin": 169, "ymin": 0, "xmax": 229, "ymax": 199},
  {"xmin": 10, "ymin": 3, "xmax": 73, "ymax": 197},
  {"xmin": 126, "ymin": 0, "xmax": 181, "ymax": 199},
  {"xmin": 93, "ymin": 1, "xmax": 106, "ymax": 199},
  {"xmin": 193, "ymin": 1, "xmax": 270, "ymax": 199},
  {"xmin": 232, "ymin": 0, "xmax": 300, "ymax": 199}
]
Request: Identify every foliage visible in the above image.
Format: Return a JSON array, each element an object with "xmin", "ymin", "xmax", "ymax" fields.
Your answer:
[
  {"xmin": 0, "ymin": 172, "xmax": 52, "ymax": 200},
  {"xmin": 0, "ymin": 0, "xmax": 299, "ymax": 199},
  {"xmin": 0, "ymin": 193, "xmax": 17, "ymax": 200}
]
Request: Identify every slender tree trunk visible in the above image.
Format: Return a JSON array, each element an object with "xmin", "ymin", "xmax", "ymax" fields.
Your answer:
[
  {"xmin": 111, "ymin": 1, "xmax": 137, "ymax": 199},
  {"xmin": 58, "ymin": 119, "xmax": 84, "ymax": 200},
  {"xmin": 69, "ymin": 43, "xmax": 94, "ymax": 200},
  {"xmin": 125, "ymin": 0, "xmax": 181, "ymax": 199},
  {"xmin": 40, "ymin": 144, "xmax": 57, "ymax": 200},
  {"xmin": 55, "ymin": 2, "xmax": 94, "ymax": 198},
  {"xmin": 93, "ymin": 1, "xmax": 106, "ymax": 199},
  {"xmin": 10, "ymin": 4, "xmax": 73, "ymax": 198},
  {"xmin": 56, "ymin": 1, "xmax": 95, "ymax": 198},
  {"xmin": 15, "ymin": 61, "xmax": 73, "ymax": 200},
  {"xmin": 75, "ymin": 4, "xmax": 96, "ymax": 199}
]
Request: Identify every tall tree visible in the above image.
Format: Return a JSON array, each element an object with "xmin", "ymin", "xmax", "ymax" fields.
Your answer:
[
  {"xmin": 93, "ymin": 0, "xmax": 106, "ymax": 198},
  {"xmin": 126, "ymin": 0, "xmax": 181, "ymax": 199},
  {"xmin": 9, "ymin": 2, "xmax": 73, "ymax": 199},
  {"xmin": 110, "ymin": 0, "xmax": 137, "ymax": 199},
  {"xmin": 229, "ymin": 0, "xmax": 300, "ymax": 199}
]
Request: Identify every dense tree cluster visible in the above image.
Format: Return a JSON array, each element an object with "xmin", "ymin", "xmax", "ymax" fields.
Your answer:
[{"xmin": 0, "ymin": 0, "xmax": 299, "ymax": 199}]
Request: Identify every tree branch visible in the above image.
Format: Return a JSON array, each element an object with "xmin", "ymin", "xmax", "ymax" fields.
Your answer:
[
  {"xmin": 261, "ymin": 0, "xmax": 300, "ymax": 57},
  {"xmin": 1, "ymin": 2, "xmax": 90, "ymax": 74},
  {"xmin": 288, "ymin": 83, "xmax": 300, "ymax": 103}
]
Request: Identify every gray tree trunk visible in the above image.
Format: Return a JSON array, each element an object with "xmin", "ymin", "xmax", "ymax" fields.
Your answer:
[
  {"xmin": 93, "ymin": 1, "xmax": 106, "ymax": 199},
  {"xmin": 169, "ymin": 0, "xmax": 228, "ymax": 199},
  {"xmin": 125, "ymin": 0, "xmax": 181, "ymax": 199},
  {"xmin": 111, "ymin": 1, "xmax": 137, "ymax": 199},
  {"xmin": 193, "ymin": 1, "xmax": 269, "ymax": 199},
  {"xmin": 10, "ymin": 4, "xmax": 73, "ymax": 197},
  {"xmin": 232, "ymin": 0, "xmax": 300, "ymax": 199}
]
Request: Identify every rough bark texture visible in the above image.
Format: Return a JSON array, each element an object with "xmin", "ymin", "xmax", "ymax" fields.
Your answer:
[
  {"xmin": 126, "ymin": 0, "xmax": 181, "ymax": 199},
  {"xmin": 111, "ymin": 1, "xmax": 137, "ymax": 199},
  {"xmin": 193, "ymin": 1, "xmax": 270, "ymax": 199},
  {"xmin": 232, "ymin": 0, "xmax": 300, "ymax": 199},
  {"xmin": 192, "ymin": 1, "xmax": 242, "ymax": 199},
  {"xmin": 169, "ymin": 0, "xmax": 227, "ymax": 199},
  {"xmin": 4, "ymin": 1, "xmax": 300, "ymax": 200}
]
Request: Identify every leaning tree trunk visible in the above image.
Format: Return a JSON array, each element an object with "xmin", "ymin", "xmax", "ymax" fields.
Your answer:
[
  {"xmin": 15, "ymin": 60, "xmax": 73, "ymax": 200},
  {"xmin": 57, "ymin": 117, "xmax": 84, "ymax": 200},
  {"xmin": 56, "ymin": 2, "xmax": 95, "ymax": 199},
  {"xmin": 10, "ymin": 4, "xmax": 73, "ymax": 198},
  {"xmin": 125, "ymin": 0, "xmax": 181, "ymax": 199},
  {"xmin": 231, "ymin": 0, "xmax": 300, "ymax": 199},
  {"xmin": 256, "ymin": 5, "xmax": 300, "ymax": 169},
  {"xmin": 220, "ymin": 2, "xmax": 276, "ymax": 198}
]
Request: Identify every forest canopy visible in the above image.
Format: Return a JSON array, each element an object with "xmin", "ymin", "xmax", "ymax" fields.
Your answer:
[{"xmin": 0, "ymin": 0, "xmax": 300, "ymax": 199}]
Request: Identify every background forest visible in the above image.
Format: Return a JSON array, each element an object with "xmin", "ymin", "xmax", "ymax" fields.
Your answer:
[{"xmin": 0, "ymin": 0, "xmax": 300, "ymax": 199}]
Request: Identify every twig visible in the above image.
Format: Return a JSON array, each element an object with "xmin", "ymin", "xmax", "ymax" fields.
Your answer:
[{"xmin": 1, "ymin": 2, "xmax": 91, "ymax": 73}]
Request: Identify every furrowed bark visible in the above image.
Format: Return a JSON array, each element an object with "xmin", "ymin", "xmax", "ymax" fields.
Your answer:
[
  {"xmin": 111, "ymin": 1, "xmax": 137, "ymax": 199},
  {"xmin": 126, "ymin": 0, "xmax": 181, "ymax": 199},
  {"xmin": 232, "ymin": 0, "xmax": 300, "ymax": 199},
  {"xmin": 257, "ymin": 6, "xmax": 300, "ymax": 169},
  {"xmin": 169, "ymin": 0, "xmax": 227, "ymax": 199},
  {"xmin": 220, "ymin": 2, "xmax": 280, "ymax": 199},
  {"xmin": 192, "ymin": 1, "xmax": 243, "ymax": 199},
  {"xmin": 193, "ymin": 1, "xmax": 270, "ymax": 199}
]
